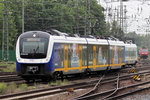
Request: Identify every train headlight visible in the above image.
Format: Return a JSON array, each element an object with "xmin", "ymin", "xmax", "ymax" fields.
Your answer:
[{"xmin": 33, "ymin": 34, "xmax": 36, "ymax": 37}]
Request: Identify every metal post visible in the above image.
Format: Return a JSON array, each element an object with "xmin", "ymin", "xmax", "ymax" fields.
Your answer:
[
  {"xmin": 22, "ymin": 0, "xmax": 24, "ymax": 33},
  {"xmin": 84, "ymin": 0, "xmax": 87, "ymax": 35},
  {"xmin": 124, "ymin": 5, "xmax": 127, "ymax": 33},
  {"xmin": 75, "ymin": 0, "xmax": 79, "ymax": 34},
  {"xmin": 2, "ymin": 3, "xmax": 5, "ymax": 61},
  {"xmin": 6, "ymin": 0, "xmax": 9, "ymax": 61},
  {"xmin": 120, "ymin": 0, "xmax": 124, "ymax": 33},
  {"xmin": 120, "ymin": 0, "xmax": 122, "ymax": 28},
  {"xmin": 122, "ymin": 1, "xmax": 124, "ymax": 33},
  {"xmin": 85, "ymin": 0, "xmax": 91, "ymax": 35},
  {"xmin": 88, "ymin": 0, "xmax": 91, "ymax": 35}
]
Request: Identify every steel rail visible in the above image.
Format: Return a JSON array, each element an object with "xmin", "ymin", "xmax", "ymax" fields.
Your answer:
[
  {"xmin": 101, "ymin": 73, "xmax": 120, "ymax": 100},
  {"xmin": 73, "ymin": 73, "xmax": 106, "ymax": 100}
]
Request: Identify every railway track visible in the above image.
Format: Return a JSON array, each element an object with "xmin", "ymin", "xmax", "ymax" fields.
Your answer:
[
  {"xmin": 0, "ymin": 72, "xmax": 16, "ymax": 76},
  {"xmin": 71, "ymin": 70, "xmax": 150, "ymax": 100},
  {"xmin": 0, "ymin": 75, "xmax": 24, "ymax": 82},
  {"xmin": 1, "ymin": 70, "xmax": 150, "ymax": 100},
  {"xmin": 74, "ymin": 80, "xmax": 150, "ymax": 100},
  {"xmin": 0, "ymin": 60, "xmax": 150, "ymax": 99}
]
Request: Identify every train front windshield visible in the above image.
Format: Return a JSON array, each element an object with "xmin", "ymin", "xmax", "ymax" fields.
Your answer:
[
  {"xmin": 20, "ymin": 38, "xmax": 48, "ymax": 59},
  {"xmin": 142, "ymin": 49, "xmax": 147, "ymax": 52}
]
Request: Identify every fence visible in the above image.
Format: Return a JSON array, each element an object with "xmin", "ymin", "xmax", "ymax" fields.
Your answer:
[{"xmin": 0, "ymin": 50, "xmax": 16, "ymax": 61}]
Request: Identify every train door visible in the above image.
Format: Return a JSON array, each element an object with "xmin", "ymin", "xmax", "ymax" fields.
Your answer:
[
  {"xmin": 119, "ymin": 47, "xmax": 122, "ymax": 64},
  {"xmin": 79, "ymin": 45, "xmax": 82, "ymax": 71},
  {"xmin": 93, "ymin": 46, "xmax": 96, "ymax": 70},
  {"xmin": 64, "ymin": 45, "xmax": 68, "ymax": 72}
]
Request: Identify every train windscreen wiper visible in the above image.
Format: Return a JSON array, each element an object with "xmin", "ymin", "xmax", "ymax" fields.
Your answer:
[{"xmin": 33, "ymin": 46, "xmax": 39, "ymax": 54}]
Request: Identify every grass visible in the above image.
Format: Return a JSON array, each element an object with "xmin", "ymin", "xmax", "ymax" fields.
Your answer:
[
  {"xmin": 0, "ymin": 79, "xmax": 69, "ymax": 95},
  {"xmin": 49, "ymin": 79, "xmax": 69, "ymax": 86},
  {"xmin": 7, "ymin": 82, "xmax": 17, "ymax": 93},
  {"xmin": 0, "ymin": 82, "xmax": 33, "ymax": 95},
  {"xmin": 18, "ymin": 84, "xmax": 28, "ymax": 91},
  {"xmin": 0, "ymin": 61, "xmax": 16, "ymax": 72},
  {"xmin": 0, "ymin": 82, "xmax": 7, "ymax": 94}
]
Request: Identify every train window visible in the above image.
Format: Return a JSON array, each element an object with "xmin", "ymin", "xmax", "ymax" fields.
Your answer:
[
  {"xmin": 53, "ymin": 43, "xmax": 64, "ymax": 68},
  {"xmin": 121, "ymin": 47, "xmax": 125, "ymax": 63},
  {"xmin": 125, "ymin": 48, "xmax": 129, "ymax": 60},
  {"xmin": 20, "ymin": 38, "xmax": 48, "ymax": 59},
  {"xmin": 96, "ymin": 45, "xmax": 108, "ymax": 65},
  {"xmin": 96, "ymin": 46, "xmax": 102, "ymax": 65},
  {"xmin": 69, "ymin": 44, "xmax": 79, "ymax": 68},
  {"xmin": 110, "ymin": 46, "xmax": 113, "ymax": 64},
  {"xmin": 103, "ymin": 45, "xmax": 108, "ymax": 65},
  {"xmin": 82, "ymin": 45, "xmax": 87, "ymax": 66},
  {"xmin": 88, "ymin": 45, "xmax": 93, "ymax": 66},
  {"xmin": 68, "ymin": 44, "xmax": 72, "ymax": 68},
  {"xmin": 131, "ymin": 48, "xmax": 133, "ymax": 59},
  {"xmin": 114, "ymin": 46, "xmax": 119, "ymax": 64},
  {"xmin": 142, "ymin": 49, "xmax": 147, "ymax": 52}
]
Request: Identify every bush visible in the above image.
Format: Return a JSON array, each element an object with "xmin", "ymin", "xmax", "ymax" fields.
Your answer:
[{"xmin": 0, "ymin": 82, "xmax": 7, "ymax": 94}]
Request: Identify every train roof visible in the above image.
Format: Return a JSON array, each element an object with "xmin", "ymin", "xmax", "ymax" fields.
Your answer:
[
  {"xmin": 124, "ymin": 43, "xmax": 137, "ymax": 48},
  {"xmin": 19, "ymin": 30, "xmax": 136, "ymax": 47},
  {"xmin": 19, "ymin": 31, "xmax": 50, "ymax": 39},
  {"xmin": 51, "ymin": 35, "xmax": 126, "ymax": 46}
]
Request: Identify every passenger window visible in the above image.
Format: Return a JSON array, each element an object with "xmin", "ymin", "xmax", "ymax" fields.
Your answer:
[
  {"xmin": 88, "ymin": 45, "xmax": 93, "ymax": 66},
  {"xmin": 82, "ymin": 45, "xmax": 87, "ymax": 66},
  {"xmin": 53, "ymin": 43, "xmax": 64, "ymax": 68}
]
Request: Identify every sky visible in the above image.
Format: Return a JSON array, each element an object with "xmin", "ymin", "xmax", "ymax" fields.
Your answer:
[{"xmin": 99, "ymin": 0, "xmax": 150, "ymax": 35}]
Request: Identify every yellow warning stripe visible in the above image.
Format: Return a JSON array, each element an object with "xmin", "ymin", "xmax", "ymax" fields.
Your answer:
[
  {"xmin": 130, "ymin": 69, "xmax": 135, "ymax": 73},
  {"xmin": 135, "ymin": 75, "xmax": 140, "ymax": 80},
  {"xmin": 133, "ymin": 75, "xmax": 137, "ymax": 79}
]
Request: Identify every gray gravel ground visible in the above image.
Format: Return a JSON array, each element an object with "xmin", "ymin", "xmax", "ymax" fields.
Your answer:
[{"xmin": 124, "ymin": 94, "xmax": 150, "ymax": 100}]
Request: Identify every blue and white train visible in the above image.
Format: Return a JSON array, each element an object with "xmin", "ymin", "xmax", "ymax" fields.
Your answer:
[{"xmin": 16, "ymin": 30, "xmax": 138, "ymax": 80}]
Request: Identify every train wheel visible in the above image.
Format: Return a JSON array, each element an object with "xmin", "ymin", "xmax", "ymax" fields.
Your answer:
[
  {"xmin": 52, "ymin": 72, "xmax": 63, "ymax": 81},
  {"xmin": 41, "ymin": 76, "xmax": 51, "ymax": 82},
  {"xmin": 84, "ymin": 68, "xmax": 91, "ymax": 76}
]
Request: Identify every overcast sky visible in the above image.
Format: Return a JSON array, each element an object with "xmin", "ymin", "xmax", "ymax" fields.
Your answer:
[{"xmin": 99, "ymin": 0, "xmax": 150, "ymax": 35}]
